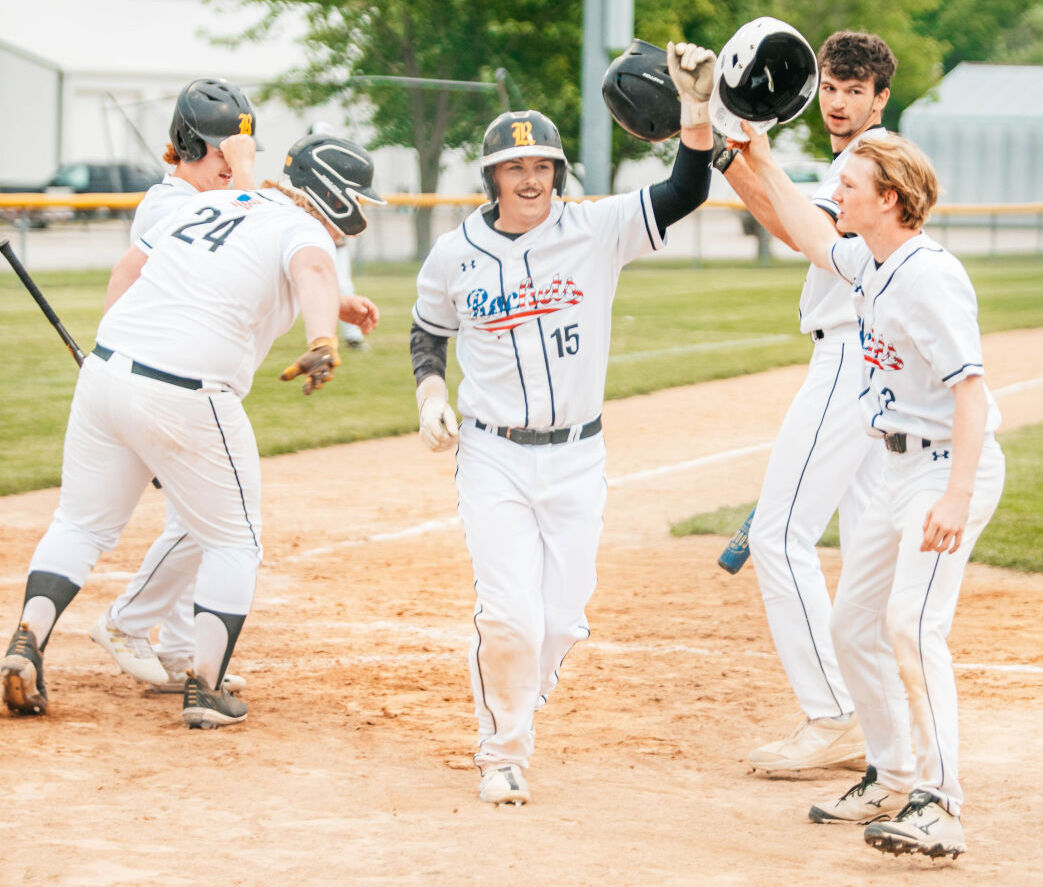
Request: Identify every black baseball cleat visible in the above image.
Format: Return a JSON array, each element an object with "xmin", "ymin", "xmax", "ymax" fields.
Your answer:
[
  {"xmin": 181, "ymin": 670, "xmax": 248, "ymax": 729},
  {"xmin": 2, "ymin": 622, "xmax": 49, "ymax": 715},
  {"xmin": 864, "ymin": 789, "xmax": 967, "ymax": 859}
]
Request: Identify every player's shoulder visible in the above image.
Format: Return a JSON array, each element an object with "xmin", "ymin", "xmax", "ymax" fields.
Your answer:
[{"xmin": 899, "ymin": 235, "xmax": 973, "ymax": 291}]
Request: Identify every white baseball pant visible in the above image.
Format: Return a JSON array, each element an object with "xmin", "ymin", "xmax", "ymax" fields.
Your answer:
[
  {"xmin": 108, "ymin": 501, "xmax": 200, "ymax": 663},
  {"xmin": 749, "ymin": 327, "xmax": 880, "ymax": 718},
  {"xmin": 831, "ymin": 436, "xmax": 1005, "ymax": 814},
  {"xmin": 456, "ymin": 422, "xmax": 607, "ymax": 771},
  {"xmin": 28, "ymin": 353, "xmax": 262, "ymax": 637}
]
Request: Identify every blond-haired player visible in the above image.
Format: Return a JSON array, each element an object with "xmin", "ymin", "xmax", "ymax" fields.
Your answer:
[{"xmin": 741, "ymin": 126, "xmax": 1004, "ymax": 860}]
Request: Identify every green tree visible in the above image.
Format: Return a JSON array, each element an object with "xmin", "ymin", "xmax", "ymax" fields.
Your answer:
[
  {"xmin": 994, "ymin": 3, "xmax": 1043, "ymax": 63},
  {"xmin": 913, "ymin": 0, "xmax": 1037, "ymax": 70}
]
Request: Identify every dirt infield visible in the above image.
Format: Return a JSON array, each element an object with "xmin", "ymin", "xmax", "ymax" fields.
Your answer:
[{"xmin": 1, "ymin": 329, "xmax": 1041, "ymax": 886}]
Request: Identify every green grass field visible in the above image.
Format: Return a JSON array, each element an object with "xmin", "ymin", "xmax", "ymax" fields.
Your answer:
[{"xmin": 2, "ymin": 255, "xmax": 1041, "ymax": 570}]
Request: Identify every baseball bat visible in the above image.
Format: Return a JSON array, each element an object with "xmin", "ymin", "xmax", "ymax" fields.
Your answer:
[
  {"xmin": 0, "ymin": 238, "xmax": 161, "ymax": 489},
  {"xmin": 1, "ymin": 238, "xmax": 86, "ymax": 366},
  {"xmin": 718, "ymin": 506, "xmax": 755, "ymax": 574}
]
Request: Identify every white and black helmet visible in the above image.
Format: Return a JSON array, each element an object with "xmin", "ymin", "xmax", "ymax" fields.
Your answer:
[
  {"xmin": 282, "ymin": 134, "xmax": 385, "ymax": 236},
  {"xmin": 480, "ymin": 110, "xmax": 568, "ymax": 200},
  {"xmin": 709, "ymin": 17, "xmax": 818, "ymax": 142}
]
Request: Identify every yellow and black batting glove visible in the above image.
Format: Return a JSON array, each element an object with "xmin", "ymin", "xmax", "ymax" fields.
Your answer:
[{"xmin": 280, "ymin": 336, "xmax": 341, "ymax": 395}]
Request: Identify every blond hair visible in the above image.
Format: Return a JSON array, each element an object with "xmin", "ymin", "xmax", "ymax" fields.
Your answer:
[
  {"xmin": 260, "ymin": 180, "xmax": 329, "ymax": 227},
  {"xmin": 851, "ymin": 137, "xmax": 939, "ymax": 229}
]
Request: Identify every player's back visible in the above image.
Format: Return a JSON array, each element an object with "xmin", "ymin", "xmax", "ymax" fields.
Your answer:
[{"xmin": 99, "ymin": 188, "xmax": 333, "ymax": 396}]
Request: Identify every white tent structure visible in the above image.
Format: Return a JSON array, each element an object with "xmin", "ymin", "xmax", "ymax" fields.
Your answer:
[
  {"xmin": 0, "ymin": 0, "xmax": 347, "ymax": 184},
  {"xmin": 900, "ymin": 62, "xmax": 1043, "ymax": 204}
]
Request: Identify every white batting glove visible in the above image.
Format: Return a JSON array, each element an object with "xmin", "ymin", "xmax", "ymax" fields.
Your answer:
[
  {"xmin": 416, "ymin": 375, "xmax": 459, "ymax": 452},
  {"xmin": 667, "ymin": 41, "xmax": 716, "ymax": 127}
]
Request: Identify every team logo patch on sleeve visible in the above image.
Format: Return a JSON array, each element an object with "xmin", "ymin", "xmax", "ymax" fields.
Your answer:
[{"xmin": 468, "ymin": 274, "xmax": 583, "ymax": 333}]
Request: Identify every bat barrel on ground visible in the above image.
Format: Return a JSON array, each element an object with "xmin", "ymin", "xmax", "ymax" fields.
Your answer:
[
  {"xmin": 0, "ymin": 238, "xmax": 86, "ymax": 366},
  {"xmin": 718, "ymin": 507, "xmax": 755, "ymax": 574}
]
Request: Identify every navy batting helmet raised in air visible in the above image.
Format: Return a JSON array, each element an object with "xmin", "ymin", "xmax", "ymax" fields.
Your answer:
[
  {"xmin": 169, "ymin": 78, "xmax": 262, "ymax": 163},
  {"xmin": 480, "ymin": 110, "xmax": 568, "ymax": 201},
  {"xmin": 709, "ymin": 17, "xmax": 818, "ymax": 142},
  {"xmin": 602, "ymin": 39, "xmax": 681, "ymax": 142},
  {"xmin": 283, "ymin": 134, "xmax": 385, "ymax": 236}
]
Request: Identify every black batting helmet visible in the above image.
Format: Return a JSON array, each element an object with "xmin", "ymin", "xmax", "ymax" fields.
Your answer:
[
  {"xmin": 169, "ymin": 78, "xmax": 261, "ymax": 163},
  {"xmin": 283, "ymin": 134, "xmax": 385, "ymax": 236},
  {"xmin": 709, "ymin": 17, "xmax": 818, "ymax": 142},
  {"xmin": 480, "ymin": 110, "xmax": 568, "ymax": 200},
  {"xmin": 602, "ymin": 40, "xmax": 681, "ymax": 142}
]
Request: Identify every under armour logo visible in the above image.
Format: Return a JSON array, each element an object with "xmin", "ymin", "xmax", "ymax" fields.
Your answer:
[
  {"xmin": 917, "ymin": 817, "xmax": 939, "ymax": 835},
  {"xmin": 932, "ymin": 450, "xmax": 951, "ymax": 461}
]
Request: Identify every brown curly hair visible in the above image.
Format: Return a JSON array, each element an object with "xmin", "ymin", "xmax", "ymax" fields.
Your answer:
[{"xmin": 818, "ymin": 32, "xmax": 897, "ymax": 94}]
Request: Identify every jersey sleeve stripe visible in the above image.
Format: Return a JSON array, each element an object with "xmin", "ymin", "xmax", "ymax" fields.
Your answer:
[
  {"xmin": 412, "ymin": 306, "xmax": 458, "ymax": 334},
  {"xmin": 942, "ymin": 362, "xmax": 984, "ymax": 383},
  {"xmin": 639, "ymin": 189, "xmax": 658, "ymax": 250},
  {"xmin": 828, "ymin": 243, "xmax": 849, "ymax": 281}
]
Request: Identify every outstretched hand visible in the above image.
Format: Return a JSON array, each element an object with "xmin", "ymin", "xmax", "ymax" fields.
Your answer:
[
  {"xmin": 280, "ymin": 336, "xmax": 340, "ymax": 395},
  {"xmin": 339, "ymin": 295, "xmax": 379, "ymax": 335}
]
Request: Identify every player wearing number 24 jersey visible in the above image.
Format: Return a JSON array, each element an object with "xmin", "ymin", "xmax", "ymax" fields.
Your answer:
[
  {"xmin": 410, "ymin": 40, "xmax": 718, "ymax": 807},
  {"xmin": 2, "ymin": 135, "xmax": 380, "ymax": 729}
]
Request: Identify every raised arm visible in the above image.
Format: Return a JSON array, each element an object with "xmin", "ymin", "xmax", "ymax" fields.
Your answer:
[{"xmin": 738, "ymin": 123, "xmax": 840, "ymax": 270}]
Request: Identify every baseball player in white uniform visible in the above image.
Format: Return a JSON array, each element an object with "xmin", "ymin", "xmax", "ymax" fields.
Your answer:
[
  {"xmin": 714, "ymin": 32, "xmax": 899, "ymax": 770},
  {"xmin": 409, "ymin": 42, "xmax": 717, "ymax": 806},
  {"xmin": 90, "ymin": 79, "xmax": 259, "ymax": 695},
  {"xmin": 742, "ymin": 127, "xmax": 1005, "ymax": 859},
  {"xmin": 2, "ymin": 134, "xmax": 382, "ymax": 728}
]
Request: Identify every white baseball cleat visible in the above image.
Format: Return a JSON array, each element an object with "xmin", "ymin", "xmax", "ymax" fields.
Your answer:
[
  {"xmin": 89, "ymin": 614, "xmax": 170, "ymax": 685},
  {"xmin": 809, "ymin": 766, "xmax": 908, "ymax": 824},
  {"xmin": 479, "ymin": 764, "xmax": 530, "ymax": 806},
  {"xmin": 749, "ymin": 712, "xmax": 865, "ymax": 772},
  {"xmin": 864, "ymin": 790, "xmax": 967, "ymax": 859}
]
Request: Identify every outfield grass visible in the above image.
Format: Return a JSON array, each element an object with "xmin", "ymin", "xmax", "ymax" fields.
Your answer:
[
  {"xmin": 2, "ymin": 253, "xmax": 1042, "ymax": 511},
  {"xmin": 671, "ymin": 422, "xmax": 1043, "ymax": 574}
]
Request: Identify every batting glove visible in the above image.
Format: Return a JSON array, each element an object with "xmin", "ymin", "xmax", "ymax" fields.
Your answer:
[
  {"xmin": 280, "ymin": 336, "xmax": 340, "ymax": 395},
  {"xmin": 416, "ymin": 374, "xmax": 459, "ymax": 452},
  {"xmin": 667, "ymin": 42, "xmax": 716, "ymax": 127}
]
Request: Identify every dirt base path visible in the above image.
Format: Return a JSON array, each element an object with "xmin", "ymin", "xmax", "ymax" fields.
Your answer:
[{"xmin": 1, "ymin": 329, "xmax": 1041, "ymax": 886}]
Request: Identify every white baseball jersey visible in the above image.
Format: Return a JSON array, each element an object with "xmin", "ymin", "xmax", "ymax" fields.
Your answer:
[
  {"xmin": 829, "ymin": 231, "xmax": 1001, "ymax": 441},
  {"xmin": 99, "ymin": 188, "xmax": 335, "ymax": 398},
  {"xmin": 129, "ymin": 175, "xmax": 199, "ymax": 242},
  {"xmin": 412, "ymin": 190, "xmax": 664, "ymax": 428},
  {"xmin": 798, "ymin": 126, "xmax": 889, "ymax": 334}
]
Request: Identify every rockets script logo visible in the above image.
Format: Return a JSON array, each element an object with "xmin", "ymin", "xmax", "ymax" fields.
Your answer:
[{"xmin": 467, "ymin": 275, "xmax": 584, "ymax": 333}]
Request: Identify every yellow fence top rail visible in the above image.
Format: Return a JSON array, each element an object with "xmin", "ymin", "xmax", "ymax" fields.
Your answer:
[{"xmin": 2, "ymin": 192, "xmax": 1043, "ymax": 215}]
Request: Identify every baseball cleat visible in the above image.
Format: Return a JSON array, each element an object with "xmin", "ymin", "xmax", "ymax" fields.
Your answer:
[
  {"xmin": 89, "ymin": 613, "xmax": 170, "ymax": 685},
  {"xmin": 2, "ymin": 622, "xmax": 48, "ymax": 715},
  {"xmin": 864, "ymin": 790, "xmax": 966, "ymax": 859},
  {"xmin": 479, "ymin": 764, "xmax": 530, "ymax": 806},
  {"xmin": 181, "ymin": 671, "xmax": 248, "ymax": 729},
  {"xmin": 749, "ymin": 712, "xmax": 865, "ymax": 772},
  {"xmin": 148, "ymin": 655, "xmax": 246, "ymax": 695},
  {"xmin": 809, "ymin": 766, "xmax": 907, "ymax": 824}
]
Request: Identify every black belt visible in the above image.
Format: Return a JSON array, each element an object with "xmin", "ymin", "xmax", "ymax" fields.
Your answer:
[
  {"xmin": 475, "ymin": 416, "xmax": 602, "ymax": 446},
  {"xmin": 811, "ymin": 329, "xmax": 825, "ymax": 340},
  {"xmin": 884, "ymin": 432, "xmax": 932, "ymax": 453},
  {"xmin": 92, "ymin": 344, "xmax": 203, "ymax": 390}
]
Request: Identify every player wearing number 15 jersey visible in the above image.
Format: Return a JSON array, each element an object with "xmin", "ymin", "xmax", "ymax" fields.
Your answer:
[
  {"xmin": 409, "ymin": 40, "xmax": 717, "ymax": 808},
  {"xmin": 2, "ymin": 135, "xmax": 381, "ymax": 728}
]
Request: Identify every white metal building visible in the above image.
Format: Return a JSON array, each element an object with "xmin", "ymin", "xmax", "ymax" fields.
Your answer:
[{"xmin": 900, "ymin": 62, "xmax": 1043, "ymax": 204}]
